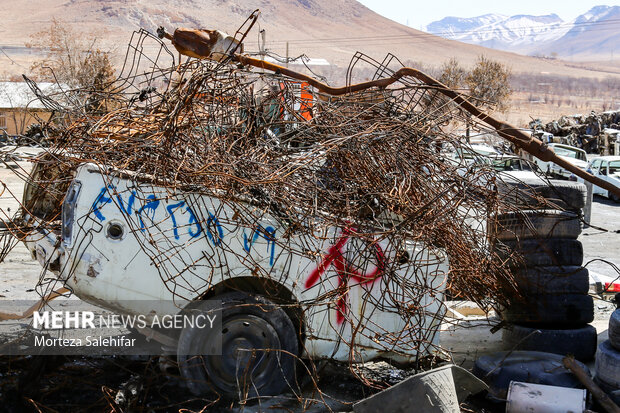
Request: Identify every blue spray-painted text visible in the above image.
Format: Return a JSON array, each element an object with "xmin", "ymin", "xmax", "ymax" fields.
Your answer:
[
  {"xmin": 92, "ymin": 186, "xmax": 223, "ymax": 245},
  {"xmin": 243, "ymin": 225, "xmax": 276, "ymax": 266}
]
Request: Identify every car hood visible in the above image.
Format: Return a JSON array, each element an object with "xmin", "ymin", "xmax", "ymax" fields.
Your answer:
[{"xmin": 498, "ymin": 170, "xmax": 543, "ymax": 183}]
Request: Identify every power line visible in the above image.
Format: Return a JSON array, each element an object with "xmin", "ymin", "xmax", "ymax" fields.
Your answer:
[
  {"xmin": 264, "ymin": 17, "xmax": 620, "ymax": 46},
  {"xmin": 0, "ymin": 48, "xmax": 27, "ymax": 68}
]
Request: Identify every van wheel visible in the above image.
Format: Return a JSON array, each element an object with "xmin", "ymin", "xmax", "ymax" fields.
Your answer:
[
  {"xmin": 177, "ymin": 292, "xmax": 299, "ymax": 400},
  {"xmin": 490, "ymin": 210, "xmax": 581, "ymax": 241},
  {"xmin": 496, "ymin": 239, "xmax": 583, "ymax": 267},
  {"xmin": 512, "ymin": 266, "xmax": 590, "ymax": 295},
  {"xmin": 501, "ymin": 294, "xmax": 594, "ymax": 326},
  {"xmin": 502, "ymin": 324, "xmax": 597, "ymax": 361},
  {"xmin": 595, "ymin": 340, "xmax": 620, "ymax": 389},
  {"xmin": 497, "ymin": 179, "xmax": 586, "ymax": 211},
  {"xmin": 610, "ymin": 309, "xmax": 620, "ymax": 351}
]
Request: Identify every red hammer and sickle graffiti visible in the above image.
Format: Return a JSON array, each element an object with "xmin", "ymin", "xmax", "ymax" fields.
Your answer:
[{"xmin": 305, "ymin": 229, "xmax": 387, "ymax": 324}]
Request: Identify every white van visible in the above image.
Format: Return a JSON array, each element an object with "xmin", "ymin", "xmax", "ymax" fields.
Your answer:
[{"xmin": 23, "ymin": 162, "xmax": 449, "ymax": 397}]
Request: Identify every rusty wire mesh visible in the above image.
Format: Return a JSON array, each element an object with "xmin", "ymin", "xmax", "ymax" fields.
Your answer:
[{"xmin": 0, "ymin": 16, "xmax": 578, "ymax": 408}]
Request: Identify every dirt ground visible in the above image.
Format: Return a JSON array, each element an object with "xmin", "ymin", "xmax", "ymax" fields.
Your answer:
[{"xmin": 0, "ymin": 158, "xmax": 618, "ymax": 412}]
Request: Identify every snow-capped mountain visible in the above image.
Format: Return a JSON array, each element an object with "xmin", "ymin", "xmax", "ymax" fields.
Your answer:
[
  {"xmin": 426, "ymin": 14, "xmax": 507, "ymax": 37},
  {"xmin": 425, "ymin": 5, "xmax": 620, "ymax": 60}
]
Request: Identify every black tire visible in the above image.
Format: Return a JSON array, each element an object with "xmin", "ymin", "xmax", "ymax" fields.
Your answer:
[
  {"xmin": 595, "ymin": 340, "xmax": 620, "ymax": 389},
  {"xmin": 496, "ymin": 238, "xmax": 583, "ymax": 267},
  {"xmin": 539, "ymin": 180, "xmax": 587, "ymax": 210},
  {"xmin": 501, "ymin": 294, "xmax": 594, "ymax": 326},
  {"xmin": 502, "ymin": 324, "xmax": 597, "ymax": 361},
  {"xmin": 497, "ymin": 178, "xmax": 586, "ymax": 211},
  {"xmin": 472, "ymin": 351, "xmax": 588, "ymax": 399},
  {"xmin": 491, "ymin": 210, "xmax": 581, "ymax": 241},
  {"xmin": 610, "ymin": 191, "xmax": 620, "ymax": 203},
  {"xmin": 177, "ymin": 292, "xmax": 299, "ymax": 399},
  {"xmin": 610, "ymin": 309, "xmax": 620, "ymax": 351},
  {"xmin": 594, "ymin": 377, "xmax": 620, "ymax": 406},
  {"xmin": 512, "ymin": 266, "xmax": 590, "ymax": 295}
]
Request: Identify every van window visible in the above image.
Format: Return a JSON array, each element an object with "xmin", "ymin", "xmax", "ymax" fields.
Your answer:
[
  {"xmin": 554, "ymin": 146, "xmax": 586, "ymax": 161},
  {"xmin": 609, "ymin": 161, "xmax": 620, "ymax": 174}
]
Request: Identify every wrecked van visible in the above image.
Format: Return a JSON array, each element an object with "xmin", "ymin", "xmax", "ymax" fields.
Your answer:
[{"xmin": 22, "ymin": 161, "xmax": 449, "ymax": 397}]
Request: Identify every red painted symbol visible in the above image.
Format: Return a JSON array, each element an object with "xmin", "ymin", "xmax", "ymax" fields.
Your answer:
[{"xmin": 305, "ymin": 229, "xmax": 386, "ymax": 324}]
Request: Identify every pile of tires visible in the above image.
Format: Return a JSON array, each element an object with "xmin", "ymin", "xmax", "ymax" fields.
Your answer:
[
  {"xmin": 491, "ymin": 179, "xmax": 597, "ymax": 361},
  {"xmin": 594, "ymin": 309, "xmax": 620, "ymax": 404}
]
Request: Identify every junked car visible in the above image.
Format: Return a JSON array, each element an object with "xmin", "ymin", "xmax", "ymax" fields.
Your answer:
[
  {"xmin": 581, "ymin": 156, "xmax": 620, "ymax": 203},
  {"xmin": 534, "ymin": 143, "xmax": 588, "ymax": 179},
  {"xmin": 491, "ymin": 155, "xmax": 539, "ymax": 175},
  {"xmin": 22, "ymin": 161, "xmax": 449, "ymax": 397}
]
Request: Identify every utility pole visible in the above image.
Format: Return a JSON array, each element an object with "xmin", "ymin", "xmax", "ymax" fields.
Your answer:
[{"xmin": 260, "ymin": 29, "xmax": 266, "ymax": 61}]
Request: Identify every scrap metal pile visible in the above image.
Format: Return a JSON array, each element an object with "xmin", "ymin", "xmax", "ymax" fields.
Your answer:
[
  {"xmin": 1, "ymin": 12, "xmax": 575, "ymax": 381},
  {"xmin": 530, "ymin": 111, "xmax": 620, "ymax": 154}
]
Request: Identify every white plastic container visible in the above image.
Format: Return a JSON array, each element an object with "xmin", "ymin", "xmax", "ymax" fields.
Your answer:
[{"xmin": 506, "ymin": 381, "xmax": 586, "ymax": 413}]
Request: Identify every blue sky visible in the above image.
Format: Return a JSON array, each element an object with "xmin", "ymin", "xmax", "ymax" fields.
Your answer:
[{"xmin": 357, "ymin": 1, "xmax": 613, "ymax": 29}]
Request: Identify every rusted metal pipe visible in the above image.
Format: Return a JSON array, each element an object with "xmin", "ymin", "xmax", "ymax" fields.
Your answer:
[{"xmin": 563, "ymin": 356, "xmax": 620, "ymax": 413}]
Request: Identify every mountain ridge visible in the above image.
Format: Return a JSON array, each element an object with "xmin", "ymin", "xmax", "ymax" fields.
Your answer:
[
  {"xmin": 425, "ymin": 5, "xmax": 620, "ymax": 60},
  {"xmin": 0, "ymin": 0, "xmax": 618, "ymax": 82}
]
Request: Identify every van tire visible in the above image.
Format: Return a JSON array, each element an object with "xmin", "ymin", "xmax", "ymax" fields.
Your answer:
[
  {"xmin": 610, "ymin": 309, "xmax": 620, "ymax": 351},
  {"xmin": 498, "ymin": 179, "xmax": 586, "ymax": 211},
  {"xmin": 502, "ymin": 324, "xmax": 597, "ymax": 361},
  {"xmin": 594, "ymin": 377, "xmax": 620, "ymax": 406},
  {"xmin": 512, "ymin": 266, "xmax": 590, "ymax": 295},
  {"xmin": 595, "ymin": 340, "xmax": 620, "ymax": 389},
  {"xmin": 496, "ymin": 238, "xmax": 583, "ymax": 267},
  {"xmin": 491, "ymin": 210, "xmax": 581, "ymax": 241},
  {"xmin": 501, "ymin": 294, "xmax": 594, "ymax": 326},
  {"xmin": 472, "ymin": 350, "xmax": 588, "ymax": 399},
  {"xmin": 537, "ymin": 180, "xmax": 586, "ymax": 210},
  {"xmin": 177, "ymin": 292, "xmax": 298, "ymax": 399}
]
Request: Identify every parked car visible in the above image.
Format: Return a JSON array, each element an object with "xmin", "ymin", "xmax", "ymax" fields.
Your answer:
[
  {"xmin": 491, "ymin": 155, "xmax": 543, "ymax": 182},
  {"xmin": 492, "ymin": 155, "xmax": 538, "ymax": 173},
  {"xmin": 534, "ymin": 143, "xmax": 588, "ymax": 179},
  {"xmin": 581, "ymin": 156, "xmax": 620, "ymax": 203},
  {"xmin": 449, "ymin": 143, "xmax": 501, "ymax": 177},
  {"xmin": 452, "ymin": 143, "xmax": 500, "ymax": 165}
]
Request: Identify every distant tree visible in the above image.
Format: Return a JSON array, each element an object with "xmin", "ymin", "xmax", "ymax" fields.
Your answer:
[
  {"xmin": 439, "ymin": 56, "xmax": 512, "ymax": 113},
  {"xmin": 465, "ymin": 55, "xmax": 512, "ymax": 113},
  {"xmin": 26, "ymin": 18, "xmax": 116, "ymax": 112},
  {"xmin": 439, "ymin": 58, "xmax": 466, "ymax": 90}
]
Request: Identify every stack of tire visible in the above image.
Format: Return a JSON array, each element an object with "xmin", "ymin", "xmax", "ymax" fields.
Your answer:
[
  {"xmin": 490, "ymin": 179, "xmax": 597, "ymax": 362},
  {"xmin": 594, "ymin": 308, "xmax": 620, "ymax": 404}
]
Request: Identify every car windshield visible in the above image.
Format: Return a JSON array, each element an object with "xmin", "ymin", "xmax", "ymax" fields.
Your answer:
[
  {"xmin": 609, "ymin": 160, "xmax": 620, "ymax": 174},
  {"xmin": 492, "ymin": 158, "xmax": 532, "ymax": 172},
  {"xmin": 554, "ymin": 146, "xmax": 586, "ymax": 161}
]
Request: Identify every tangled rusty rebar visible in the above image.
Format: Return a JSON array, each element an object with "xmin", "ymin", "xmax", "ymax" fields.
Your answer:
[{"xmin": 0, "ymin": 10, "xmax": 591, "ymax": 407}]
